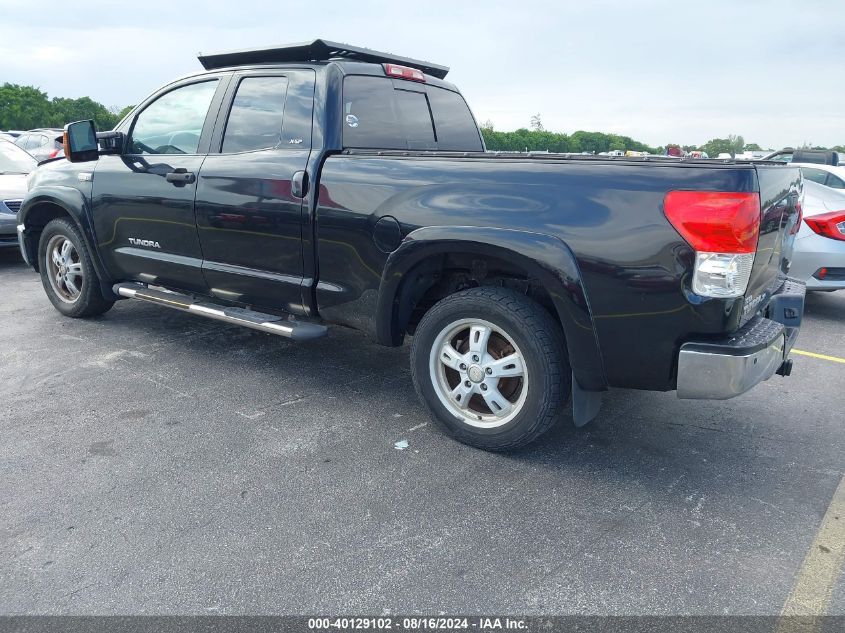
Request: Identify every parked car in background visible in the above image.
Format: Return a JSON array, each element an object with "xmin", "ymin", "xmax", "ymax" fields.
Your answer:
[
  {"xmin": 764, "ymin": 148, "xmax": 842, "ymax": 165},
  {"xmin": 790, "ymin": 179, "xmax": 845, "ymax": 291},
  {"xmin": 0, "ymin": 140, "xmax": 37, "ymax": 249},
  {"xmin": 14, "ymin": 129, "xmax": 63, "ymax": 161},
  {"xmin": 796, "ymin": 163, "xmax": 845, "ymax": 190}
]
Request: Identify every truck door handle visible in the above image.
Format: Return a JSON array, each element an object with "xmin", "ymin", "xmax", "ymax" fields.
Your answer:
[
  {"xmin": 165, "ymin": 168, "xmax": 196, "ymax": 186},
  {"xmin": 291, "ymin": 170, "xmax": 309, "ymax": 198}
]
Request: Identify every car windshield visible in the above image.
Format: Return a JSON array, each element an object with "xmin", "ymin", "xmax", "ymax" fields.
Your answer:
[{"xmin": 0, "ymin": 140, "xmax": 38, "ymax": 174}]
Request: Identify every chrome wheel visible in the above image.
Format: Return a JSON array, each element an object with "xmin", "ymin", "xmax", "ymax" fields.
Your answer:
[
  {"xmin": 45, "ymin": 235, "xmax": 83, "ymax": 304},
  {"xmin": 429, "ymin": 318, "xmax": 529, "ymax": 429}
]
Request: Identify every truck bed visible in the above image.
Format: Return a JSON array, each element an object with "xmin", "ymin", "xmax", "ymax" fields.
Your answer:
[{"xmin": 314, "ymin": 151, "xmax": 801, "ymax": 392}]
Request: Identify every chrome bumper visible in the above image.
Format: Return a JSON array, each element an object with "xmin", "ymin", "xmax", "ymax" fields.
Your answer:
[
  {"xmin": 677, "ymin": 325, "xmax": 785, "ymax": 399},
  {"xmin": 17, "ymin": 224, "xmax": 30, "ymax": 265},
  {"xmin": 677, "ymin": 280, "xmax": 804, "ymax": 400}
]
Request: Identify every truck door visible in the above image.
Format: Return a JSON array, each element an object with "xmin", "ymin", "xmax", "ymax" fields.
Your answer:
[
  {"xmin": 194, "ymin": 70, "xmax": 315, "ymax": 315},
  {"xmin": 91, "ymin": 78, "xmax": 227, "ymax": 293}
]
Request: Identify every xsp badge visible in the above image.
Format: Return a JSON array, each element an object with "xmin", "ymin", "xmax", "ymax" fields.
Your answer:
[{"xmin": 128, "ymin": 238, "xmax": 161, "ymax": 249}]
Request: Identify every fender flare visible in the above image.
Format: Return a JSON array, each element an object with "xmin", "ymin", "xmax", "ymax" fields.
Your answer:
[
  {"xmin": 376, "ymin": 225, "xmax": 607, "ymax": 391},
  {"xmin": 19, "ymin": 186, "xmax": 114, "ymax": 295}
]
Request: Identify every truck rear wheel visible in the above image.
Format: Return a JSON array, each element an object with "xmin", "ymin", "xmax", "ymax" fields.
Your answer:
[
  {"xmin": 410, "ymin": 287, "xmax": 570, "ymax": 451},
  {"xmin": 38, "ymin": 218, "xmax": 114, "ymax": 318}
]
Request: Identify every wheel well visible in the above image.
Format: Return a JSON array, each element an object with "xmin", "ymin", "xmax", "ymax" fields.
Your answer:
[
  {"xmin": 22, "ymin": 202, "xmax": 72, "ymax": 270},
  {"xmin": 398, "ymin": 253, "xmax": 561, "ymax": 338}
]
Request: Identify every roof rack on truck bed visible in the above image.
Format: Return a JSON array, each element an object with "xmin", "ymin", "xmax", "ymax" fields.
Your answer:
[{"xmin": 197, "ymin": 38, "xmax": 450, "ymax": 79}]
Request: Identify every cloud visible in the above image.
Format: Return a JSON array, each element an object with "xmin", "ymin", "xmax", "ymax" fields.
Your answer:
[{"xmin": 1, "ymin": 0, "xmax": 843, "ymax": 147}]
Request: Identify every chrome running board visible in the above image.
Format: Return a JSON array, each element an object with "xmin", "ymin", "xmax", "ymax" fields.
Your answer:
[{"xmin": 113, "ymin": 282, "xmax": 327, "ymax": 341}]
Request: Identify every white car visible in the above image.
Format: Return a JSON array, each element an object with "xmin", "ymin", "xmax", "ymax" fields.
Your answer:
[
  {"xmin": 789, "ymin": 179, "xmax": 845, "ymax": 291},
  {"xmin": 795, "ymin": 162, "xmax": 845, "ymax": 191},
  {"xmin": 0, "ymin": 140, "xmax": 37, "ymax": 249}
]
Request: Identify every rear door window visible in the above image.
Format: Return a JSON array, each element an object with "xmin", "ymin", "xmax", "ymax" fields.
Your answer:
[{"xmin": 221, "ymin": 76, "xmax": 289, "ymax": 153}]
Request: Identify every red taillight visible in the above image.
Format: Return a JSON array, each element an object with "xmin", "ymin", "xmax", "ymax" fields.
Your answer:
[
  {"xmin": 804, "ymin": 211, "xmax": 845, "ymax": 242},
  {"xmin": 48, "ymin": 148, "xmax": 59, "ymax": 158},
  {"xmin": 383, "ymin": 63, "xmax": 426, "ymax": 82},
  {"xmin": 664, "ymin": 191, "xmax": 761, "ymax": 253}
]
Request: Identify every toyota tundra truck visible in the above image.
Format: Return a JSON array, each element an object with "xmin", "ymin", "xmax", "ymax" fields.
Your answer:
[{"xmin": 17, "ymin": 40, "xmax": 805, "ymax": 450}]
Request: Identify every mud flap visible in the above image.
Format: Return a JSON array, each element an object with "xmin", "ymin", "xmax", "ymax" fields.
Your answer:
[{"xmin": 572, "ymin": 371, "xmax": 602, "ymax": 427}]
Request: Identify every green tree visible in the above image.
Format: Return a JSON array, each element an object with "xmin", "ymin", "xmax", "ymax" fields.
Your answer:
[
  {"xmin": 744, "ymin": 143, "xmax": 762, "ymax": 151},
  {"xmin": 0, "ymin": 83, "xmax": 131, "ymax": 131},
  {"xmin": 701, "ymin": 137, "xmax": 734, "ymax": 158},
  {"xmin": 480, "ymin": 126, "xmax": 659, "ymax": 155},
  {"xmin": 700, "ymin": 135, "xmax": 746, "ymax": 158},
  {"xmin": 49, "ymin": 96, "xmax": 120, "ymax": 130},
  {"xmin": 0, "ymin": 83, "xmax": 52, "ymax": 130},
  {"xmin": 727, "ymin": 134, "xmax": 745, "ymax": 157}
]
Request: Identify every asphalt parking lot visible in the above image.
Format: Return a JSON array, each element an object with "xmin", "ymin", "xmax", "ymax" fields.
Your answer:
[{"xmin": 1, "ymin": 247, "xmax": 843, "ymax": 616}]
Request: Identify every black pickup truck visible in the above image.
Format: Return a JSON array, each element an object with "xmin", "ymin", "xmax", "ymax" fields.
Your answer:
[{"xmin": 18, "ymin": 40, "xmax": 806, "ymax": 450}]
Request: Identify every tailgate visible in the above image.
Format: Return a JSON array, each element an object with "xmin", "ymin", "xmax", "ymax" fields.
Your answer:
[{"xmin": 740, "ymin": 165, "xmax": 803, "ymax": 323}]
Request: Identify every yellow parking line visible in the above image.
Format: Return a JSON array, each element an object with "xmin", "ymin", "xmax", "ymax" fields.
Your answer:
[
  {"xmin": 792, "ymin": 349, "xmax": 845, "ymax": 365},
  {"xmin": 778, "ymin": 475, "xmax": 845, "ymax": 631}
]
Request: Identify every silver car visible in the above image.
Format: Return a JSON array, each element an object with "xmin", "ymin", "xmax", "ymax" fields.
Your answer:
[
  {"xmin": 790, "ymin": 179, "xmax": 845, "ymax": 291},
  {"xmin": 0, "ymin": 140, "xmax": 37, "ymax": 249}
]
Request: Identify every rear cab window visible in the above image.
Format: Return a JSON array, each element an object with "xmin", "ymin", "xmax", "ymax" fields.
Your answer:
[{"xmin": 342, "ymin": 75, "xmax": 483, "ymax": 151}]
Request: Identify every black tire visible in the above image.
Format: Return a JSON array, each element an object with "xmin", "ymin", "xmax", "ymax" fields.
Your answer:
[
  {"xmin": 37, "ymin": 217, "xmax": 114, "ymax": 318},
  {"xmin": 410, "ymin": 287, "xmax": 570, "ymax": 451}
]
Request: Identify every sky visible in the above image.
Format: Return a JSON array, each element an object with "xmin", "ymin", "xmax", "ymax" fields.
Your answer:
[{"xmin": 1, "ymin": 0, "xmax": 843, "ymax": 148}]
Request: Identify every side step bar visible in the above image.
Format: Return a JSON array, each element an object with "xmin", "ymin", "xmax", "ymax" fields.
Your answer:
[{"xmin": 113, "ymin": 283, "xmax": 327, "ymax": 341}]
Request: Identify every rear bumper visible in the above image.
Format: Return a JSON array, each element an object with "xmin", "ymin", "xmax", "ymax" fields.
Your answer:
[
  {"xmin": 790, "ymin": 231, "xmax": 845, "ymax": 290},
  {"xmin": 676, "ymin": 279, "xmax": 804, "ymax": 400}
]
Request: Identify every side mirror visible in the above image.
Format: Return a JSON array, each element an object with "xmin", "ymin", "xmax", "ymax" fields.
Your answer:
[{"xmin": 63, "ymin": 120, "xmax": 99, "ymax": 163}]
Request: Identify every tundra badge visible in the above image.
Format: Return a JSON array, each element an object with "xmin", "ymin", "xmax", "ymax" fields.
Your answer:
[{"xmin": 128, "ymin": 238, "xmax": 161, "ymax": 249}]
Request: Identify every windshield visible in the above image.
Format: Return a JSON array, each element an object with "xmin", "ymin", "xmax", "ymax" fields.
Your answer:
[{"xmin": 0, "ymin": 140, "xmax": 38, "ymax": 174}]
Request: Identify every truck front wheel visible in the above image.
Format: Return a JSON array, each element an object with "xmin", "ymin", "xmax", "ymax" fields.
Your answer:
[
  {"xmin": 37, "ymin": 218, "xmax": 114, "ymax": 318},
  {"xmin": 410, "ymin": 287, "xmax": 570, "ymax": 451}
]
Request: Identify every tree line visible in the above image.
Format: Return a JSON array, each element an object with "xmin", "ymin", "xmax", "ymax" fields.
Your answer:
[
  {"xmin": 481, "ymin": 116, "xmax": 845, "ymax": 157},
  {"xmin": 2, "ymin": 84, "xmax": 843, "ymax": 157},
  {"xmin": 0, "ymin": 83, "xmax": 132, "ymax": 132},
  {"xmin": 481, "ymin": 125, "xmax": 660, "ymax": 155},
  {"xmin": 482, "ymin": 127, "xmax": 845, "ymax": 157}
]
